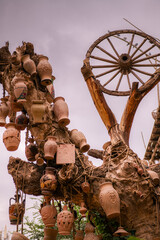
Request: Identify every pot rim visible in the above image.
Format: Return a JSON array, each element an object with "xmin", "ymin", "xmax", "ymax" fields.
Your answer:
[
  {"xmin": 53, "ymin": 96, "xmax": 65, "ymax": 103},
  {"xmin": 99, "ymin": 181, "xmax": 112, "ymax": 190}
]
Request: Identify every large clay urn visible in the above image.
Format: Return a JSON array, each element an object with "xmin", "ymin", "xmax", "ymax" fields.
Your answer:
[
  {"xmin": 75, "ymin": 230, "xmax": 84, "ymax": 240},
  {"xmin": 21, "ymin": 54, "xmax": 37, "ymax": 78},
  {"xmin": 44, "ymin": 136, "xmax": 57, "ymax": 160},
  {"xmin": 13, "ymin": 76, "xmax": 28, "ymax": 103},
  {"xmin": 0, "ymin": 97, "xmax": 9, "ymax": 126},
  {"xmin": 37, "ymin": 56, "xmax": 52, "ymax": 86},
  {"xmin": 40, "ymin": 197, "xmax": 57, "ymax": 227},
  {"xmin": 99, "ymin": 182, "xmax": 120, "ymax": 219},
  {"xmin": 70, "ymin": 129, "xmax": 90, "ymax": 153},
  {"xmin": 84, "ymin": 223, "xmax": 99, "ymax": 240},
  {"xmin": 53, "ymin": 97, "xmax": 70, "ymax": 127},
  {"xmin": 31, "ymin": 100, "xmax": 46, "ymax": 123},
  {"xmin": 44, "ymin": 227, "xmax": 58, "ymax": 240},
  {"xmin": 16, "ymin": 112, "xmax": 29, "ymax": 131},
  {"xmin": 57, "ymin": 205, "xmax": 74, "ymax": 235},
  {"xmin": 25, "ymin": 143, "xmax": 38, "ymax": 161},
  {"xmin": 3, "ymin": 123, "xmax": 20, "ymax": 151},
  {"xmin": 11, "ymin": 232, "xmax": 29, "ymax": 240},
  {"xmin": 40, "ymin": 167, "xmax": 57, "ymax": 196}
]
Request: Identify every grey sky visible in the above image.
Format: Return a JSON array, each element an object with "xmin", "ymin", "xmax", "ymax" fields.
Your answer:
[{"xmin": 0, "ymin": 0, "xmax": 160, "ymax": 236}]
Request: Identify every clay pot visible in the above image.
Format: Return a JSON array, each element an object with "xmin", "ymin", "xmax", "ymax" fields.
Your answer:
[
  {"xmin": 36, "ymin": 154, "xmax": 44, "ymax": 166},
  {"xmin": 147, "ymin": 170, "xmax": 159, "ymax": 186},
  {"xmin": 53, "ymin": 97, "xmax": 70, "ymax": 127},
  {"xmin": 7, "ymin": 95, "xmax": 23, "ymax": 112},
  {"xmin": 113, "ymin": 226, "xmax": 129, "ymax": 237},
  {"xmin": 44, "ymin": 136, "xmax": 57, "ymax": 160},
  {"xmin": 16, "ymin": 112, "xmax": 29, "ymax": 130},
  {"xmin": 11, "ymin": 232, "xmax": 29, "ymax": 240},
  {"xmin": 46, "ymin": 83, "xmax": 55, "ymax": 103},
  {"xmin": 11, "ymin": 51, "xmax": 21, "ymax": 65},
  {"xmin": 57, "ymin": 205, "xmax": 74, "ymax": 235},
  {"xmin": 81, "ymin": 181, "xmax": 90, "ymax": 194},
  {"xmin": 75, "ymin": 230, "xmax": 84, "ymax": 240},
  {"xmin": 3, "ymin": 123, "xmax": 20, "ymax": 151},
  {"xmin": 13, "ymin": 76, "xmax": 27, "ymax": 103},
  {"xmin": 40, "ymin": 197, "xmax": 57, "ymax": 227},
  {"xmin": 84, "ymin": 223, "xmax": 99, "ymax": 240},
  {"xmin": 40, "ymin": 167, "xmax": 57, "ymax": 196},
  {"xmin": 9, "ymin": 196, "xmax": 25, "ymax": 225},
  {"xmin": 21, "ymin": 54, "xmax": 37, "ymax": 77},
  {"xmin": 0, "ymin": 97, "xmax": 9, "ymax": 126},
  {"xmin": 70, "ymin": 129, "xmax": 90, "ymax": 153},
  {"xmin": 99, "ymin": 182, "xmax": 120, "ymax": 219},
  {"xmin": 44, "ymin": 227, "xmax": 58, "ymax": 240},
  {"xmin": 31, "ymin": 100, "xmax": 46, "ymax": 123},
  {"xmin": 37, "ymin": 56, "xmax": 52, "ymax": 86},
  {"xmin": 79, "ymin": 202, "xmax": 87, "ymax": 217},
  {"xmin": 25, "ymin": 143, "xmax": 38, "ymax": 161}
]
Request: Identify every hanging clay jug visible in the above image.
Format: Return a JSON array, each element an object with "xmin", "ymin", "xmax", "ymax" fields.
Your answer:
[
  {"xmin": 53, "ymin": 97, "xmax": 70, "ymax": 127},
  {"xmin": 16, "ymin": 112, "xmax": 29, "ymax": 130},
  {"xmin": 44, "ymin": 136, "xmax": 57, "ymax": 160},
  {"xmin": 31, "ymin": 100, "xmax": 46, "ymax": 123},
  {"xmin": 99, "ymin": 182, "xmax": 120, "ymax": 219},
  {"xmin": 84, "ymin": 223, "xmax": 99, "ymax": 240},
  {"xmin": 46, "ymin": 82, "xmax": 55, "ymax": 103},
  {"xmin": 75, "ymin": 230, "xmax": 84, "ymax": 240},
  {"xmin": 11, "ymin": 232, "xmax": 29, "ymax": 240},
  {"xmin": 13, "ymin": 76, "xmax": 28, "ymax": 103},
  {"xmin": 40, "ymin": 167, "xmax": 57, "ymax": 196},
  {"xmin": 57, "ymin": 205, "xmax": 74, "ymax": 235},
  {"xmin": 3, "ymin": 123, "xmax": 20, "ymax": 151},
  {"xmin": 9, "ymin": 195, "xmax": 25, "ymax": 225},
  {"xmin": 35, "ymin": 153, "xmax": 44, "ymax": 166},
  {"xmin": 44, "ymin": 227, "xmax": 58, "ymax": 240},
  {"xmin": 25, "ymin": 143, "xmax": 38, "ymax": 161},
  {"xmin": 37, "ymin": 56, "xmax": 52, "ymax": 86},
  {"xmin": 21, "ymin": 54, "xmax": 37, "ymax": 78},
  {"xmin": 81, "ymin": 181, "xmax": 90, "ymax": 194},
  {"xmin": 70, "ymin": 129, "xmax": 90, "ymax": 153},
  {"xmin": 147, "ymin": 170, "xmax": 159, "ymax": 186},
  {"xmin": 0, "ymin": 97, "xmax": 9, "ymax": 126},
  {"xmin": 40, "ymin": 196, "xmax": 57, "ymax": 227},
  {"xmin": 79, "ymin": 202, "xmax": 87, "ymax": 217}
]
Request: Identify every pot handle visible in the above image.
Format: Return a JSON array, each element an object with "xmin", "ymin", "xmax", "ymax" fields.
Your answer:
[{"xmin": 9, "ymin": 197, "xmax": 15, "ymax": 206}]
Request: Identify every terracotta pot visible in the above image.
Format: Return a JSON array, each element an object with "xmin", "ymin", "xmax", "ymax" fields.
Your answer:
[
  {"xmin": 16, "ymin": 112, "xmax": 29, "ymax": 130},
  {"xmin": 81, "ymin": 181, "xmax": 90, "ymax": 194},
  {"xmin": 21, "ymin": 54, "xmax": 37, "ymax": 77},
  {"xmin": 84, "ymin": 223, "xmax": 99, "ymax": 240},
  {"xmin": 70, "ymin": 129, "xmax": 90, "ymax": 153},
  {"xmin": 99, "ymin": 182, "xmax": 120, "ymax": 219},
  {"xmin": 7, "ymin": 96, "xmax": 23, "ymax": 112},
  {"xmin": 113, "ymin": 226, "xmax": 129, "ymax": 237},
  {"xmin": 9, "ymin": 196, "xmax": 25, "ymax": 225},
  {"xmin": 13, "ymin": 76, "xmax": 28, "ymax": 103},
  {"xmin": 44, "ymin": 136, "xmax": 57, "ymax": 160},
  {"xmin": 75, "ymin": 230, "xmax": 84, "ymax": 240},
  {"xmin": 57, "ymin": 205, "xmax": 74, "ymax": 235},
  {"xmin": 25, "ymin": 143, "xmax": 38, "ymax": 161},
  {"xmin": 40, "ymin": 167, "xmax": 57, "ymax": 196},
  {"xmin": 37, "ymin": 56, "xmax": 52, "ymax": 86},
  {"xmin": 147, "ymin": 170, "xmax": 159, "ymax": 186},
  {"xmin": 79, "ymin": 202, "xmax": 87, "ymax": 217},
  {"xmin": 11, "ymin": 51, "xmax": 21, "ymax": 65},
  {"xmin": 44, "ymin": 227, "xmax": 58, "ymax": 240},
  {"xmin": 40, "ymin": 197, "xmax": 57, "ymax": 227},
  {"xmin": 0, "ymin": 97, "xmax": 9, "ymax": 126},
  {"xmin": 31, "ymin": 100, "xmax": 46, "ymax": 123},
  {"xmin": 46, "ymin": 83, "xmax": 55, "ymax": 103},
  {"xmin": 3, "ymin": 123, "xmax": 20, "ymax": 151},
  {"xmin": 36, "ymin": 154, "xmax": 44, "ymax": 166},
  {"xmin": 11, "ymin": 232, "xmax": 29, "ymax": 240},
  {"xmin": 53, "ymin": 97, "xmax": 70, "ymax": 127}
]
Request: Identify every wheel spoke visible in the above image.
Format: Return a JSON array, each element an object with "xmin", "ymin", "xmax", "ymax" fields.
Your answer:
[
  {"xmin": 116, "ymin": 71, "xmax": 124, "ymax": 90},
  {"xmin": 133, "ymin": 53, "xmax": 160, "ymax": 64},
  {"xmin": 132, "ymin": 44, "xmax": 156, "ymax": 61},
  {"xmin": 103, "ymin": 69, "xmax": 121, "ymax": 87},
  {"xmin": 95, "ymin": 67, "xmax": 120, "ymax": 78},
  {"xmin": 132, "ymin": 64, "xmax": 160, "ymax": 67},
  {"xmin": 91, "ymin": 64, "xmax": 119, "ymax": 69},
  {"xmin": 90, "ymin": 55, "xmax": 118, "ymax": 64},
  {"xmin": 126, "ymin": 71, "xmax": 131, "ymax": 89},
  {"xmin": 130, "ymin": 69, "xmax": 145, "ymax": 85},
  {"xmin": 107, "ymin": 38, "xmax": 120, "ymax": 58},
  {"xmin": 96, "ymin": 45, "xmax": 118, "ymax": 61},
  {"xmin": 128, "ymin": 34, "xmax": 135, "ymax": 55},
  {"xmin": 130, "ymin": 38, "xmax": 147, "ymax": 58},
  {"xmin": 131, "ymin": 67, "xmax": 153, "ymax": 76}
]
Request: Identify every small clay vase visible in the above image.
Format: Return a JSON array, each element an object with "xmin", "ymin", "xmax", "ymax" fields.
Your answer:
[
  {"xmin": 40, "ymin": 167, "xmax": 57, "ymax": 196},
  {"xmin": 44, "ymin": 227, "xmax": 58, "ymax": 240},
  {"xmin": 36, "ymin": 153, "xmax": 44, "ymax": 166},
  {"xmin": 57, "ymin": 205, "xmax": 74, "ymax": 235},
  {"xmin": 0, "ymin": 97, "xmax": 9, "ymax": 126},
  {"xmin": 3, "ymin": 123, "xmax": 20, "ymax": 151},
  {"xmin": 70, "ymin": 129, "xmax": 90, "ymax": 153},
  {"xmin": 16, "ymin": 112, "xmax": 29, "ymax": 130},
  {"xmin": 31, "ymin": 100, "xmax": 46, "ymax": 123},
  {"xmin": 79, "ymin": 202, "xmax": 87, "ymax": 217},
  {"xmin": 46, "ymin": 83, "xmax": 55, "ymax": 103},
  {"xmin": 13, "ymin": 76, "xmax": 28, "ymax": 103},
  {"xmin": 21, "ymin": 54, "xmax": 37, "ymax": 78},
  {"xmin": 40, "ymin": 197, "xmax": 57, "ymax": 227},
  {"xmin": 11, "ymin": 232, "xmax": 29, "ymax": 240},
  {"xmin": 84, "ymin": 223, "xmax": 99, "ymax": 240},
  {"xmin": 44, "ymin": 136, "xmax": 57, "ymax": 160},
  {"xmin": 75, "ymin": 230, "xmax": 84, "ymax": 240},
  {"xmin": 25, "ymin": 143, "xmax": 38, "ymax": 161},
  {"xmin": 99, "ymin": 182, "xmax": 120, "ymax": 219},
  {"xmin": 9, "ymin": 196, "xmax": 25, "ymax": 225},
  {"xmin": 37, "ymin": 56, "xmax": 52, "ymax": 86},
  {"xmin": 53, "ymin": 97, "xmax": 70, "ymax": 127},
  {"xmin": 81, "ymin": 181, "xmax": 90, "ymax": 194}
]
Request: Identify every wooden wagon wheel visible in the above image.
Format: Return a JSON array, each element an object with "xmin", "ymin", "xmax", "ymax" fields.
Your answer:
[{"xmin": 86, "ymin": 29, "xmax": 160, "ymax": 96}]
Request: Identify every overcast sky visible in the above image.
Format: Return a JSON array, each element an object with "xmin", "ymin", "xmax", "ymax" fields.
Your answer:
[{"xmin": 0, "ymin": 0, "xmax": 160, "ymax": 237}]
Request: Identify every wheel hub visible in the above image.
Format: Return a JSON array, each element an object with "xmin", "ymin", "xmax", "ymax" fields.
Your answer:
[{"xmin": 119, "ymin": 53, "xmax": 132, "ymax": 73}]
